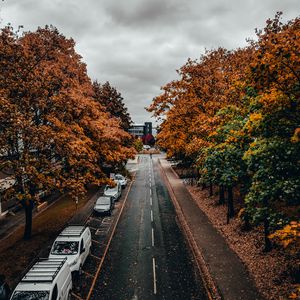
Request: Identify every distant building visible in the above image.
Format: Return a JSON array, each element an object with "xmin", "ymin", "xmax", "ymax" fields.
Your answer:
[{"xmin": 129, "ymin": 122, "xmax": 153, "ymax": 138}]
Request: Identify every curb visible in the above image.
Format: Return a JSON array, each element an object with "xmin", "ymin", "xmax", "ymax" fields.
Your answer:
[{"xmin": 158, "ymin": 158, "xmax": 222, "ymax": 300}]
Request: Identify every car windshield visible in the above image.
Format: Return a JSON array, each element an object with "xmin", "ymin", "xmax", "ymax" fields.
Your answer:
[
  {"xmin": 51, "ymin": 241, "xmax": 79, "ymax": 255},
  {"xmin": 97, "ymin": 197, "xmax": 110, "ymax": 205},
  {"xmin": 105, "ymin": 186, "xmax": 117, "ymax": 192},
  {"xmin": 11, "ymin": 291, "xmax": 49, "ymax": 300}
]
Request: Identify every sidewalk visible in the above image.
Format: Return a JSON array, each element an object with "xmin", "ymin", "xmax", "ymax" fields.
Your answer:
[
  {"xmin": 0, "ymin": 191, "xmax": 61, "ymax": 241},
  {"xmin": 159, "ymin": 158, "xmax": 263, "ymax": 300}
]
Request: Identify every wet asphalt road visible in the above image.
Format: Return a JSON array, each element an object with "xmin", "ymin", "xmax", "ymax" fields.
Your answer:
[{"xmin": 90, "ymin": 155, "xmax": 207, "ymax": 300}]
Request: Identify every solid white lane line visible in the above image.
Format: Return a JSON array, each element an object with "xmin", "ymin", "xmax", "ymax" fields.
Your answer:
[
  {"xmin": 151, "ymin": 210, "xmax": 153, "ymax": 222},
  {"xmin": 152, "ymin": 228, "xmax": 155, "ymax": 247},
  {"xmin": 152, "ymin": 258, "xmax": 157, "ymax": 295}
]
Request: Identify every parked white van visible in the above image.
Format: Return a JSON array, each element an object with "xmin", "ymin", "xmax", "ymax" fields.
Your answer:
[
  {"xmin": 49, "ymin": 225, "xmax": 91, "ymax": 274},
  {"xmin": 10, "ymin": 258, "xmax": 72, "ymax": 300}
]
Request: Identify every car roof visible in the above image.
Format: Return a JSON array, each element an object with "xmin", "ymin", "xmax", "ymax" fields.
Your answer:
[
  {"xmin": 19, "ymin": 258, "xmax": 67, "ymax": 285},
  {"xmin": 97, "ymin": 196, "xmax": 111, "ymax": 200},
  {"xmin": 59, "ymin": 225, "xmax": 86, "ymax": 237}
]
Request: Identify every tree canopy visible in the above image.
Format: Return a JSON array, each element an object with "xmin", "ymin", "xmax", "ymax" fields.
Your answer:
[
  {"xmin": 0, "ymin": 25, "xmax": 135, "ymax": 239},
  {"xmin": 148, "ymin": 14, "xmax": 300, "ymax": 253}
]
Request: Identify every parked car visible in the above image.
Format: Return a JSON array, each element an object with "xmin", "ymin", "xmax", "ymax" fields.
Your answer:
[
  {"xmin": 114, "ymin": 174, "xmax": 127, "ymax": 189},
  {"xmin": 49, "ymin": 225, "xmax": 91, "ymax": 274},
  {"xmin": 93, "ymin": 196, "xmax": 114, "ymax": 215},
  {"xmin": 10, "ymin": 257, "xmax": 72, "ymax": 300},
  {"xmin": 104, "ymin": 181, "xmax": 121, "ymax": 202},
  {"xmin": 0, "ymin": 275, "xmax": 10, "ymax": 300},
  {"xmin": 143, "ymin": 145, "xmax": 151, "ymax": 150}
]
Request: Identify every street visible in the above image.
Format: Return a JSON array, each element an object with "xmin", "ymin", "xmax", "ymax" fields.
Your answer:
[{"xmin": 90, "ymin": 155, "xmax": 207, "ymax": 300}]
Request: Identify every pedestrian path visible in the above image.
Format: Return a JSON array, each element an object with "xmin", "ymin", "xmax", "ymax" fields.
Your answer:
[{"xmin": 159, "ymin": 158, "xmax": 263, "ymax": 300}]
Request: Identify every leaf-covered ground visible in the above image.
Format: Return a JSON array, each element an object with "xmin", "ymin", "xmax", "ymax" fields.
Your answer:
[{"xmin": 186, "ymin": 184, "xmax": 298, "ymax": 300}]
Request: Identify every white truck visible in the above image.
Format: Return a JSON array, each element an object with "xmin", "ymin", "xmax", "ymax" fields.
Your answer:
[
  {"xmin": 49, "ymin": 225, "xmax": 91, "ymax": 274},
  {"xmin": 10, "ymin": 258, "xmax": 72, "ymax": 300}
]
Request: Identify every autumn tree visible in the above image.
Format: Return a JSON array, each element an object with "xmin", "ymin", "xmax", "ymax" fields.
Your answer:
[
  {"xmin": 92, "ymin": 81, "xmax": 132, "ymax": 131},
  {"xmin": 0, "ymin": 26, "xmax": 135, "ymax": 239},
  {"xmin": 149, "ymin": 14, "xmax": 300, "ymax": 254},
  {"xmin": 242, "ymin": 14, "xmax": 300, "ymax": 250}
]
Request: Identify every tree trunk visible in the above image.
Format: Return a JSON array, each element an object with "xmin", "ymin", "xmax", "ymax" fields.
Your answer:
[
  {"xmin": 263, "ymin": 216, "xmax": 272, "ymax": 252},
  {"xmin": 226, "ymin": 186, "xmax": 234, "ymax": 224},
  {"xmin": 209, "ymin": 182, "xmax": 213, "ymax": 197},
  {"xmin": 219, "ymin": 185, "xmax": 225, "ymax": 205},
  {"xmin": 22, "ymin": 199, "xmax": 34, "ymax": 240},
  {"xmin": 242, "ymin": 209, "xmax": 252, "ymax": 231},
  {"xmin": 201, "ymin": 183, "xmax": 206, "ymax": 190}
]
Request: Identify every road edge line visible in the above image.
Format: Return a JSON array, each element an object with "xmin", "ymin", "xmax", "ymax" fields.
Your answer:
[
  {"xmin": 86, "ymin": 173, "xmax": 136, "ymax": 300},
  {"xmin": 158, "ymin": 158, "xmax": 222, "ymax": 300}
]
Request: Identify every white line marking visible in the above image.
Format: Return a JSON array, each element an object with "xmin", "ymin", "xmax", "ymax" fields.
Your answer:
[
  {"xmin": 151, "ymin": 210, "xmax": 153, "ymax": 222},
  {"xmin": 150, "ymin": 197, "xmax": 152, "ymax": 206},
  {"xmin": 151, "ymin": 228, "xmax": 155, "ymax": 247},
  {"xmin": 152, "ymin": 257, "xmax": 157, "ymax": 295}
]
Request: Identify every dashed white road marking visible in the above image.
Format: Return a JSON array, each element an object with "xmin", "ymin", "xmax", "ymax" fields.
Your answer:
[
  {"xmin": 151, "ymin": 210, "xmax": 153, "ymax": 222},
  {"xmin": 152, "ymin": 258, "xmax": 157, "ymax": 295},
  {"xmin": 151, "ymin": 228, "xmax": 155, "ymax": 247},
  {"xmin": 150, "ymin": 196, "xmax": 152, "ymax": 206}
]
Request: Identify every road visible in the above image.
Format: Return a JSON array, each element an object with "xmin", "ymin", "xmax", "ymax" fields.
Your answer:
[{"xmin": 90, "ymin": 155, "xmax": 207, "ymax": 300}]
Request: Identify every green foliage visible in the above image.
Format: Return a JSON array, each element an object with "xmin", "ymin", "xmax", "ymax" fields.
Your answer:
[{"xmin": 133, "ymin": 138, "xmax": 143, "ymax": 152}]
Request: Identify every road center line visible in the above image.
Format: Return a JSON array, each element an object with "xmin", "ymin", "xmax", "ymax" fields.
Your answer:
[
  {"xmin": 150, "ymin": 196, "xmax": 152, "ymax": 206},
  {"xmin": 152, "ymin": 257, "xmax": 157, "ymax": 295},
  {"xmin": 151, "ymin": 228, "xmax": 155, "ymax": 247},
  {"xmin": 150, "ymin": 210, "xmax": 153, "ymax": 222}
]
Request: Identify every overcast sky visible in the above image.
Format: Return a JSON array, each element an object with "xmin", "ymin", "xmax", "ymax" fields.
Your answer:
[{"xmin": 0, "ymin": 1, "xmax": 299, "ymax": 126}]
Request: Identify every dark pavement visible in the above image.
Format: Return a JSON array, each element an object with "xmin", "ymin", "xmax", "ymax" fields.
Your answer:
[
  {"xmin": 90, "ymin": 155, "xmax": 207, "ymax": 300},
  {"xmin": 159, "ymin": 157, "xmax": 263, "ymax": 300}
]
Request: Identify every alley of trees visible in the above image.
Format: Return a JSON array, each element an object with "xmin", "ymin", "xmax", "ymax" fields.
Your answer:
[{"xmin": 148, "ymin": 12, "xmax": 299, "ymax": 286}]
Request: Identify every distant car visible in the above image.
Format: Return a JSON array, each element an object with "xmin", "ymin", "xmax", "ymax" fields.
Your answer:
[
  {"xmin": 104, "ymin": 181, "xmax": 122, "ymax": 202},
  {"xmin": 49, "ymin": 225, "xmax": 91, "ymax": 274},
  {"xmin": 114, "ymin": 174, "xmax": 127, "ymax": 189},
  {"xmin": 94, "ymin": 196, "xmax": 114, "ymax": 216},
  {"xmin": 143, "ymin": 145, "xmax": 151, "ymax": 150},
  {"xmin": 10, "ymin": 258, "xmax": 72, "ymax": 300}
]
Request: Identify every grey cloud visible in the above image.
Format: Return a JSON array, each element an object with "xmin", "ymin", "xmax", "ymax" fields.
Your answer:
[
  {"xmin": 103, "ymin": 0, "xmax": 188, "ymax": 28},
  {"xmin": 1, "ymin": 0, "xmax": 300, "ymax": 124}
]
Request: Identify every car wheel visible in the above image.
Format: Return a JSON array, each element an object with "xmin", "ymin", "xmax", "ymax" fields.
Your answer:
[
  {"xmin": 67, "ymin": 291, "xmax": 72, "ymax": 300},
  {"xmin": 78, "ymin": 264, "xmax": 83, "ymax": 276}
]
